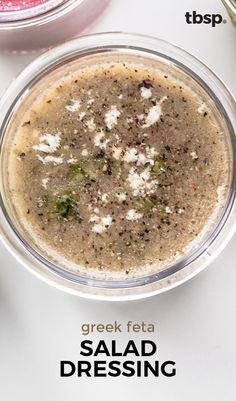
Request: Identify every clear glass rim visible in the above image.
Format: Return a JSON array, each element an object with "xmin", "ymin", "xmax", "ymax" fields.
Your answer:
[
  {"xmin": 221, "ymin": 0, "xmax": 236, "ymax": 20},
  {"xmin": 0, "ymin": 0, "xmax": 83, "ymax": 25},
  {"xmin": 0, "ymin": 32, "xmax": 235, "ymax": 300}
]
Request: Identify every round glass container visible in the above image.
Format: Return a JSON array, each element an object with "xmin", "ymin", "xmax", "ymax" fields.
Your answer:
[
  {"xmin": 0, "ymin": 0, "xmax": 109, "ymax": 51},
  {"xmin": 0, "ymin": 33, "xmax": 235, "ymax": 301},
  {"xmin": 221, "ymin": 0, "xmax": 236, "ymax": 22}
]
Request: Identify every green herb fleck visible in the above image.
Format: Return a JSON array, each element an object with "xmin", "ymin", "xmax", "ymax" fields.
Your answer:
[
  {"xmin": 69, "ymin": 164, "xmax": 89, "ymax": 183},
  {"xmin": 158, "ymin": 205, "xmax": 166, "ymax": 216},
  {"xmin": 139, "ymin": 197, "xmax": 167, "ymax": 218},
  {"xmin": 150, "ymin": 157, "xmax": 166, "ymax": 178},
  {"xmin": 56, "ymin": 193, "xmax": 74, "ymax": 218},
  {"xmin": 139, "ymin": 197, "xmax": 159, "ymax": 214},
  {"xmin": 47, "ymin": 211, "xmax": 56, "ymax": 220}
]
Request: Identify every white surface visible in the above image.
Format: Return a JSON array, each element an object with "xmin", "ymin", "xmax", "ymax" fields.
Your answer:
[{"xmin": 0, "ymin": 0, "xmax": 235, "ymax": 400}]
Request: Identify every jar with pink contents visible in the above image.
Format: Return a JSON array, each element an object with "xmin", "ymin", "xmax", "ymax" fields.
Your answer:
[
  {"xmin": 0, "ymin": 0, "xmax": 109, "ymax": 51},
  {"xmin": 0, "ymin": 0, "xmax": 50, "ymax": 12}
]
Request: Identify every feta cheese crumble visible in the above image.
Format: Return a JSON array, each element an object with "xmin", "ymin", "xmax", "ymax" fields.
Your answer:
[
  {"xmin": 90, "ymin": 210, "xmax": 113, "ymax": 233},
  {"xmin": 94, "ymin": 131, "xmax": 109, "ymax": 149},
  {"xmin": 67, "ymin": 157, "xmax": 78, "ymax": 164},
  {"xmin": 123, "ymin": 148, "xmax": 138, "ymax": 163},
  {"xmin": 65, "ymin": 99, "xmax": 81, "ymax": 113},
  {"xmin": 127, "ymin": 167, "xmax": 158, "ymax": 197},
  {"xmin": 86, "ymin": 118, "xmax": 96, "ymax": 132},
  {"xmin": 36, "ymin": 155, "xmax": 64, "ymax": 165},
  {"xmin": 122, "ymin": 146, "xmax": 158, "ymax": 166},
  {"xmin": 112, "ymin": 146, "xmax": 123, "ymax": 160},
  {"xmin": 81, "ymin": 149, "xmax": 88, "ymax": 157},
  {"xmin": 190, "ymin": 151, "xmax": 198, "ymax": 160},
  {"xmin": 41, "ymin": 178, "xmax": 49, "ymax": 189},
  {"xmin": 33, "ymin": 133, "xmax": 61, "ymax": 153},
  {"xmin": 105, "ymin": 105, "xmax": 121, "ymax": 130},
  {"xmin": 197, "ymin": 103, "xmax": 207, "ymax": 114},
  {"xmin": 137, "ymin": 114, "xmax": 144, "ymax": 121},
  {"xmin": 142, "ymin": 96, "xmax": 167, "ymax": 129},
  {"xmin": 101, "ymin": 193, "xmax": 109, "ymax": 204},
  {"xmin": 137, "ymin": 146, "xmax": 158, "ymax": 166},
  {"xmin": 116, "ymin": 193, "xmax": 127, "ymax": 203},
  {"xmin": 140, "ymin": 86, "xmax": 152, "ymax": 99},
  {"xmin": 126, "ymin": 209, "xmax": 143, "ymax": 221},
  {"xmin": 79, "ymin": 111, "xmax": 86, "ymax": 121},
  {"xmin": 87, "ymin": 98, "xmax": 95, "ymax": 105}
]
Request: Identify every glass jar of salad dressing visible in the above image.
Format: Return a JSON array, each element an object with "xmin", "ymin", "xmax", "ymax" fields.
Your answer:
[
  {"xmin": 0, "ymin": 33, "xmax": 235, "ymax": 300},
  {"xmin": 0, "ymin": 0, "xmax": 109, "ymax": 51}
]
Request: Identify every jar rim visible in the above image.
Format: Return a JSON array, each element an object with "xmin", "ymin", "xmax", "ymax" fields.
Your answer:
[{"xmin": 0, "ymin": 0, "xmax": 84, "ymax": 25}]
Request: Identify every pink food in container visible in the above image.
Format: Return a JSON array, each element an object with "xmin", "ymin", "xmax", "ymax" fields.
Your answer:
[
  {"xmin": 0, "ymin": 1, "xmax": 49, "ymax": 11},
  {"xmin": 0, "ymin": 0, "xmax": 109, "ymax": 51}
]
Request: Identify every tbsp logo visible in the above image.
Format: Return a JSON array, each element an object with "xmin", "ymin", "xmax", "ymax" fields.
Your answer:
[{"xmin": 185, "ymin": 11, "xmax": 227, "ymax": 27}]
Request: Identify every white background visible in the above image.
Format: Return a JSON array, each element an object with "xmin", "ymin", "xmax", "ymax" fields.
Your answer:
[{"xmin": 0, "ymin": 1, "xmax": 236, "ymax": 400}]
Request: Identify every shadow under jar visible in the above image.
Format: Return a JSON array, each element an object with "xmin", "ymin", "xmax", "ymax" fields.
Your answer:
[{"xmin": 0, "ymin": 33, "xmax": 235, "ymax": 300}]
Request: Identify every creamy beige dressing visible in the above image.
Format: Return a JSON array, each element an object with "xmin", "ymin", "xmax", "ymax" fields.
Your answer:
[{"xmin": 5, "ymin": 57, "xmax": 230, "ymax": 278}]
